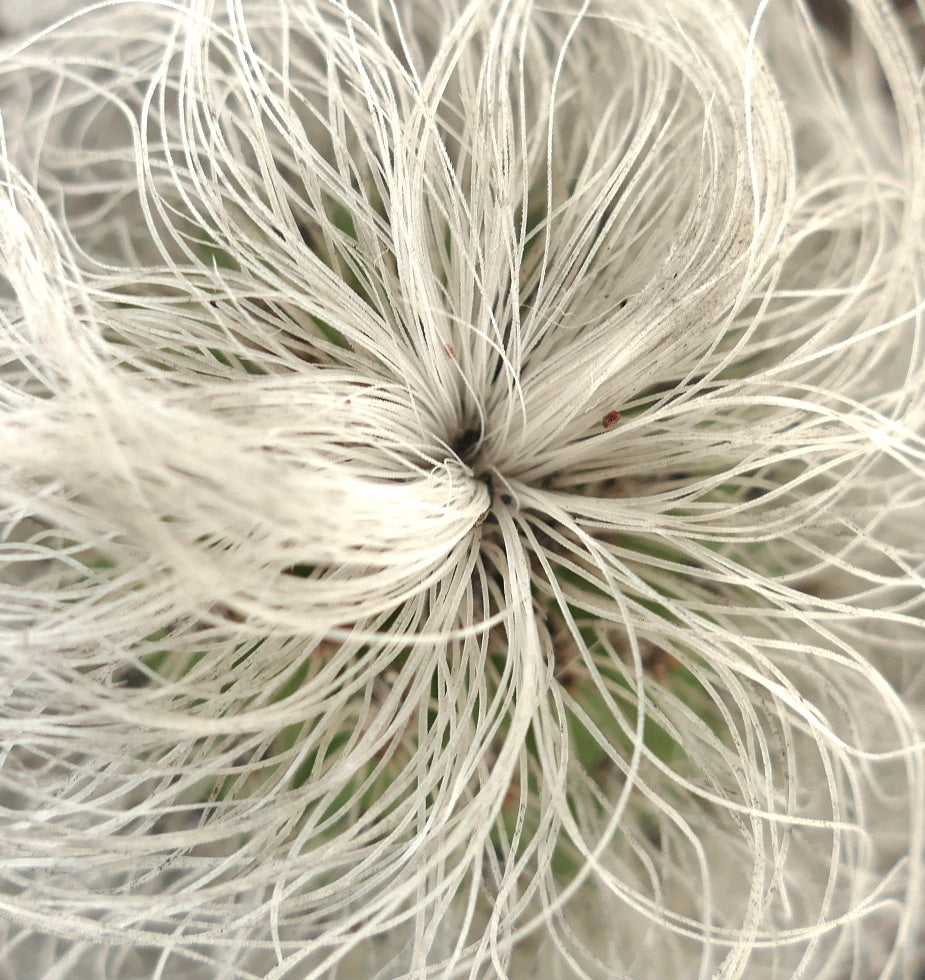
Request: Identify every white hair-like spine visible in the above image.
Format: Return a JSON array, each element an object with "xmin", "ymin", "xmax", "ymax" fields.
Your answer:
[{"xmin": 0, "ymin": 1, "xmax": 923, "ymax": 976}]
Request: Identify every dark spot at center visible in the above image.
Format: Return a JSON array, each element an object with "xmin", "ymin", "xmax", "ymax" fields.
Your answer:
[
  {"xmin": 449, "ymin": 424, "xmax": 500, "ymax": 519},
  {"xmin": 807, "ymin": 0, "xmax": 850, "ymax": 40},
  {"xmin": 452, "ymin": 426, "xmax": 482, "ymax": 462}
]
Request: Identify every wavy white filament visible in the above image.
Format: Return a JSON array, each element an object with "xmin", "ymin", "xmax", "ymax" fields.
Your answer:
[{"xmin": 0, "ymin": 1, "xmax": 923, "ymax": 977}]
